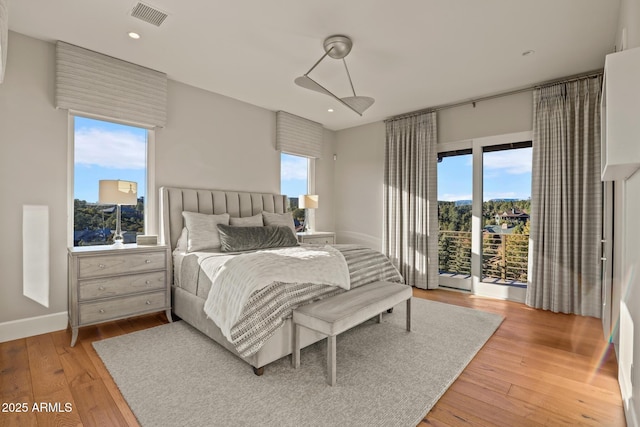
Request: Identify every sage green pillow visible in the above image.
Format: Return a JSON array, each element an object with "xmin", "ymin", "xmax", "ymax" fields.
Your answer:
[{"xmin": 217, "ymin": 224, "xmax": 298, "ymax": 252}]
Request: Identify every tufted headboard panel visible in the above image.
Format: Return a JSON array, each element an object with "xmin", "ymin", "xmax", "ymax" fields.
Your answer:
[{"xmin": 159, "ymin": 187, "xmax": 288, "ymax": 252}]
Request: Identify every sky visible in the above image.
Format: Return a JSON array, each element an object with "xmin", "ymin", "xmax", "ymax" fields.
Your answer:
[
  {"xmin": 74, "ymin": 118, "xmax": 529, "ymax": 204},
  {"xmin": 280, "ymin": 153, "xmax": 308, "ymax": 198},
  {"xmin": 438, "ymin": 147, "xmax": 532, "ymax": 202},
  {"xmin": 74, "ymin": 117, "xmax": 147, "ymax": 203}
]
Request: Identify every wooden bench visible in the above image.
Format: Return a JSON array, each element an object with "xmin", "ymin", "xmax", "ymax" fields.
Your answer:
[{"xmin": 292, "ymin": 281, "xmax": 412, "ymax": 386}]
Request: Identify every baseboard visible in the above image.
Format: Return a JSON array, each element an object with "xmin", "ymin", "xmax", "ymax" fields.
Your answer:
[
  {"xmin": 0, "ymin": 312, "xmax": 68, "ymax": 343},
  {"xmin": 623, "ymin": 398, "xmax": 638, "ymax": 427},
  {"xmin": 473, "ymin": 281, "xmax": 527, "ymax": 303}
]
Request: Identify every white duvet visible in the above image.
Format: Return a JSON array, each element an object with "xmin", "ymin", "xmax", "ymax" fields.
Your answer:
[{"xmin": 202, "ymin": 245, "xmax": 350, "ymax": 341}]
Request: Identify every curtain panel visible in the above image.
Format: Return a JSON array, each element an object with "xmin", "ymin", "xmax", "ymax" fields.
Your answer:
[
  {"xmin": 383, "ymin": 112, "xmax": 438, "ymax": 289},
  {"xmin": 527, "ymin": 76, "xmax": 603, "ymax": 317}
]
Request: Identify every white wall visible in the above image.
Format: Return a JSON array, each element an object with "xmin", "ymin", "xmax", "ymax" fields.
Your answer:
[
  {"xmin": 334, "ymin": 121, "xmax": 387, "ymax": 249},
  {"xmin": 0, "ymin": 32, "xmax": 336, "ymax": 339},
  {"xmin": 314, "ymin": 128, "xmax": 336, "ymax": 232},
  {"xmin": 0, "ymin": 33, "xmax": 69, "ymax": 331},
  {"xmin": 333, "ymin": 92, "xmax": 533, "ymax": 249},
  {"xmin": 156, "ymin": 80, "xmax": 280, "ymax": 193},
  {"xmin": 614, "ymin": 0, "xmax": 640, "ymax": 425}
]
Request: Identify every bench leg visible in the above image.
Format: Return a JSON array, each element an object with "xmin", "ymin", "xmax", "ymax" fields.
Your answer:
[
  {"xmin": 376, "ymin": 313, "xmax": 382, "ymax": 323},
  {"xmin": 327, "ymin": 335, "xmax": 336, "ymax": 386},
  {"xmin": 293, "ymin": 324, "xmax": 301, "ymax": 369},
  {"xmin": 406, "ymin": 298, "xmax": 411, "ymax": 332}
]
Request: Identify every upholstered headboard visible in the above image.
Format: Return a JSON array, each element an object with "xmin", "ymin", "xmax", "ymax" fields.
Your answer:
[{"xmin": 159, "ymin": 187, "xmax": 288, "ymax": 252}]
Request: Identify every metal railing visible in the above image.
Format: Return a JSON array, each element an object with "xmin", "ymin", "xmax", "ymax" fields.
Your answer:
[{"xmin": 438, "ymin": 230, "xmax": 529, "ymax": 284}]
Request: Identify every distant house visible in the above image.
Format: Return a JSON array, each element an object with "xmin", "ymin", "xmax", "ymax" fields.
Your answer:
[{"xmin": 495, "ymin": 208, "xmax": 529, "ymax": 224}]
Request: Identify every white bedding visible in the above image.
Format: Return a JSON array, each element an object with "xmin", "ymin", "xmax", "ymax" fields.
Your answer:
[{"xmin": 202, "ymin": 245, "xmax": 351, "ymax": 341}]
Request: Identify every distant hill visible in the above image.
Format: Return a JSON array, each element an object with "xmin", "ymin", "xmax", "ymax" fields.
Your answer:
[
  {"xmin": 454, "ymin": 200, "xmax": 472, "ymax": 206},
  {"xmin": 489, "ymin": 198, "xmax": 519, "ymax": 202}
]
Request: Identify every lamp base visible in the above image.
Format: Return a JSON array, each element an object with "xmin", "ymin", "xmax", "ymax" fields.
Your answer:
[{"xmin": 112, "ymin": 239, "xmax": 125, "ymax": 249}]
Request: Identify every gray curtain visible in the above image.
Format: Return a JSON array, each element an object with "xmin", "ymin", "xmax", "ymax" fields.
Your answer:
[
  {"xmin": 527, "ymin": 76, "xmax": 602, "ymax": 317},
  {"xmin": 384, "ymin": 112, "xmax": 438, "ymax": 289}
]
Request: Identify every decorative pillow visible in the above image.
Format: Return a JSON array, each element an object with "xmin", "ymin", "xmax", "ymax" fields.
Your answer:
[
  {"xmin": 229, "ymin": 213, "xmax": 264, "ymax": 227},
  {"xmin": 262, "ymin": 211, "xmax": 296, "ymax": 234},
  {"xmin": 182, "ymin": 211, "xmax": 230, "ymax": 252},
  {"xmin": 217, "ymin": 224, "xmax": 298, "ymax": 252},
  {"xmin": 175, "ymin": 227, "xmax": 188, "ymax": 253}
]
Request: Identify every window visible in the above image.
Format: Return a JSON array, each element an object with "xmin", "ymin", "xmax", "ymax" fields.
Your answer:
[
  {"xmin": 280, "ymin": 152, "xmax": 309, "ymax": 232},
  {"xmin": 72, "ymin": 116, "xmax": 149, "ymax": 246}
]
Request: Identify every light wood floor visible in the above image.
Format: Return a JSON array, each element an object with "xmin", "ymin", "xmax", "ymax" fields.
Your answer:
[{"xmin": 0, "ymin": 289, "xmax": 625, "ymax": 426}]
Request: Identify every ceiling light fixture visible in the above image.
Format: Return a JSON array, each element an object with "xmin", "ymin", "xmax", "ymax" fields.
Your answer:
[
  {"xmin": 295, "ymin": 35, "xmax": 374, "ymax": 116},
  {"xmin": 327, "ymin": 108, "xmax": 334, "ymax": 113},
  {"xmin": 128, "ymin": 32, "xmax": 141, "ymax": 39}
]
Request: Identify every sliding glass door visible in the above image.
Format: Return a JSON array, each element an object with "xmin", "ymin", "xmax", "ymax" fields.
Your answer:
[
  {"xmin": 437, "ymin": 150, "xmax": 472, "ymax": 291},
  {"xmin": 437, "ymin": 132, "xmax": 532, "ymax": 301}
]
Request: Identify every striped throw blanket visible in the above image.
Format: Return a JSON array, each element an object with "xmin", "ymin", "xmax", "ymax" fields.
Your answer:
[{"xmin": 222, "ymin": 244, "xmax": 404, "ymax": 357}]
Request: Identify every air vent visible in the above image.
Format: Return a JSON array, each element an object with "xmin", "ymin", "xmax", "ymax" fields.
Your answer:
[{"xmin": 131, "ymin": 2, "xmax": 168, "ymax": 27}]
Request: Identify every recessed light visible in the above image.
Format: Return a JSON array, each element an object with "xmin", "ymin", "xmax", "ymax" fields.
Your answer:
[
  {"xmin": 128, "ymin": 32, "xmax": 141, "ymax": 40},
  {"xmin": 522, "ymin": 50, "xmax": 535, "ymax": 57},
  {"xmin": 327, "ymin": 108, "xmax": 334, "ymax": 113}
]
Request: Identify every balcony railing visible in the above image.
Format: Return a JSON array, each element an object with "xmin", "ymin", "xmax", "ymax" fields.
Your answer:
[{"xmin": 438, "ymin": 230, "xmax": 529, "ymax": 284}]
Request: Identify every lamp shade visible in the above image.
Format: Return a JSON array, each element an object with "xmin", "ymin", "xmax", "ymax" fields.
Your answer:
[
  {"xmin": 99, "ymin": 180, "xmax": 137, "ymax": 205},
  {"xmin": 298, "ymin": 194, "xmax": 319, "ymax": 209}
]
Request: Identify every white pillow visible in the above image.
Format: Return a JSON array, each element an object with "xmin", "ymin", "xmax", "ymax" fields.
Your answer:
[
  {"xmin": 175, "ymin": 227, "xmax": 188, "ymax": 253},
  {"xmin": 262, "ymin": 211, "xmax": 296, "ymax": 234},
  {"xmin": 229, "ymin": 213, "xmax": 264, "ymax": 227},
  {"xmin": 182, "ymin": 211, "xmax": 230, "ymax": 252}
]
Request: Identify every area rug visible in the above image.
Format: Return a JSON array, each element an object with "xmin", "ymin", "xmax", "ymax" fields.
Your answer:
[{"xmin": 93, "ymin": 297, "xmax": 503, "ymax": 427}]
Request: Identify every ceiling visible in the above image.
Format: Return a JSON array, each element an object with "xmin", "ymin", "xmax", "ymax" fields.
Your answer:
[{"xmin": 8, "ymin": 0, "xmax": 620, "ymax": 131}]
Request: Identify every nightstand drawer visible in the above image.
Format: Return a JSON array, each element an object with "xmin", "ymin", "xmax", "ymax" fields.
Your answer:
[
  {"xmin": 78, "ymin": 251, "xmax": 165, "ymax": 279},
  {"xmin": 303, "ymin": 236, "xmax": 335, "ymax": 244},
  {"xmin": 79, "ymin": 291, "xmax": 166, "ymax": 324},
  {"xmin": 79, "ymin": 271, "xmax": 166, "ymax": 300}
]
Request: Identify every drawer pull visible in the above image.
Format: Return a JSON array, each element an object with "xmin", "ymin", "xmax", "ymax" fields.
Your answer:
[
  {"xmin": 99, "ymin": 264, "xmax": 106, "ymax": 269},
  {"xmin": 145, "ymin": 300, "xmax": 151, "ymax": 305},
  {"xmin": 145, "ymin": 280, "xmax": 151, "ymax": 285},
  {"xmin": 145, "ymin": 259, "xmax": 152, "ymax": 264},
  {"xmin": 98, "ymin": 286, "xmax": 105, "ymax": 291},
  {"xmin": 99, "ymin": 309, "xmax": 105, "ymax": 313}
]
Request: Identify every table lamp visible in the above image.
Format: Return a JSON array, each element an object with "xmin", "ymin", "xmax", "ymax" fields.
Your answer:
[
  {"xmin": 99, "ymin": 180, "xmax": 137, "ymax": 248},
  {"xmin": 298, "ymin": 194, "xmax": 319, "ymax": 232}
]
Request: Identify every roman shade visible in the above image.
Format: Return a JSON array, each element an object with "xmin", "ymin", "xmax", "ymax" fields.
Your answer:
[
  {"xmin": 276, "ymin": 111, "xmax": 323, "ymax": 158},
  {"xmin": 0, "ymin": 0, "xmax": 7, "ymax": 83},
  {"xmin": 55, "ymin": 41, "xmax": 167, "ymax": 128}
]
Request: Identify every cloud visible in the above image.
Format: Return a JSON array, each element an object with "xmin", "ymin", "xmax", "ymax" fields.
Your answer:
[
  {"xmin": 483, "ymin": 148, "xmax": 532, "ymax": 175},
  {"xmin": 438, "ymin": 193, "xmax": 472, "ymax": 202},
  {"xmin": 281, "ymin": 156, "xmax": 308, "ymax": 181},
  {"xmin": 75, "ymin": 128, "xmax": 146, "ymax": 169}
]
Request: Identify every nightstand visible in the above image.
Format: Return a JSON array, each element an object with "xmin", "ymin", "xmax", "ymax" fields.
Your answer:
[
  {"xmin": 296, "ymin": 231, "xmax": 336, "ymax": 244},
  {"xmin": 67, "ymin": 244, "xmax": 172, "ymax": 346}
]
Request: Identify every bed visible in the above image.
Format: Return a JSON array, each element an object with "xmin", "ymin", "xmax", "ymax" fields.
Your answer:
[{"xmin": 159, "ymin": 186, "xmax": 404, "ymax": 374}]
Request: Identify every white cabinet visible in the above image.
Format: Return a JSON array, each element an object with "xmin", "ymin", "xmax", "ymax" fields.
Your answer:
[
  {"xmin": 297, "ymin": 231, "xmax": 336, "ymax": 244},
  {"xmin": 601, "ymin": 47, "xmax": 640, "ymax": 181}
]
